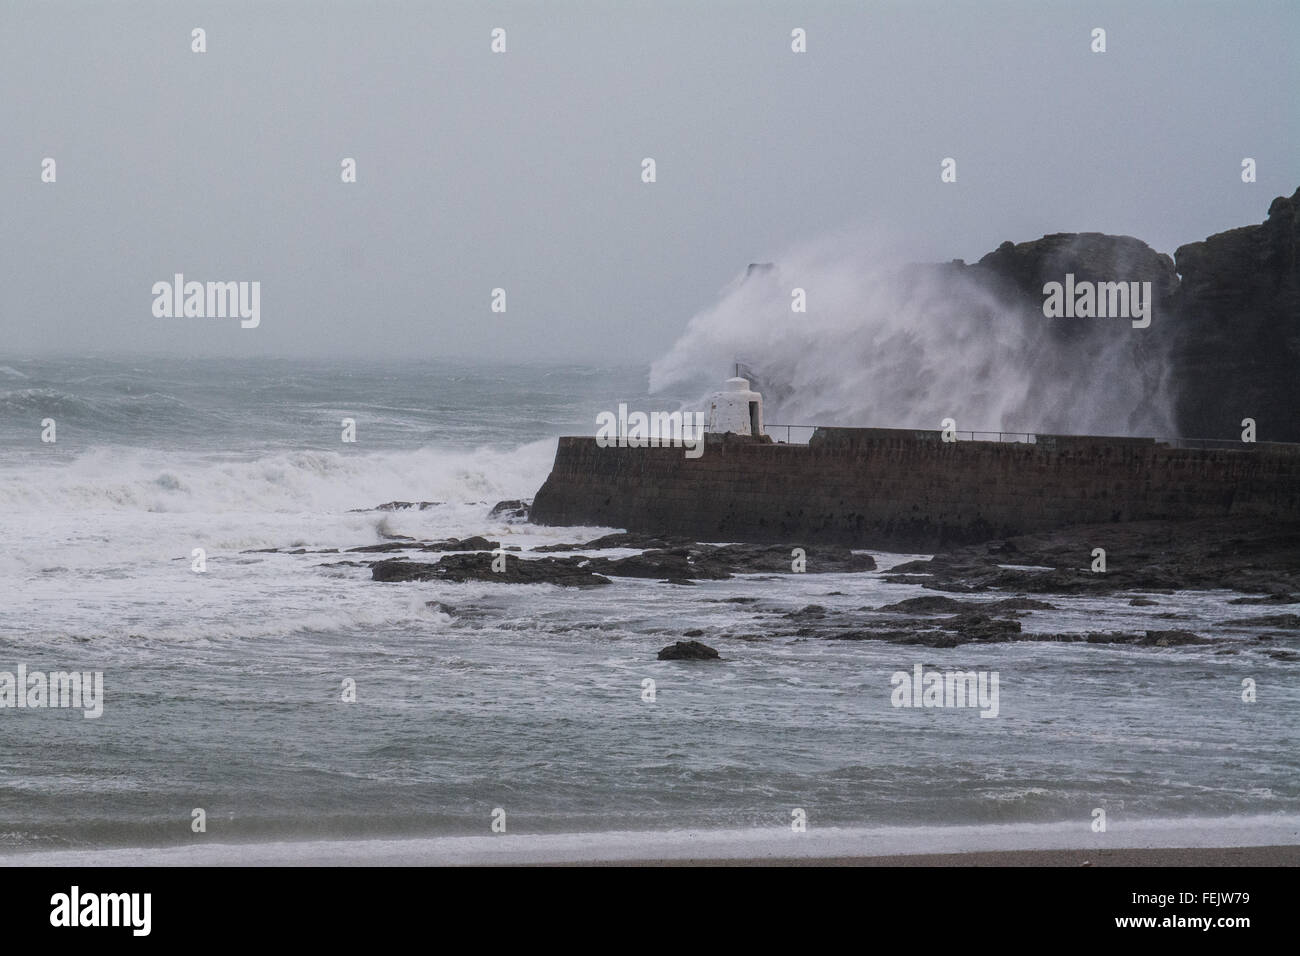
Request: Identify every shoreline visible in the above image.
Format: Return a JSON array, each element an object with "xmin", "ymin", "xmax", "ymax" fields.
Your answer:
[
  {"xmin": 569, "ymin": 846, "xmax": 1300, "ymax": 867},
  {"xmin": 6, "ymin": 818, "xmax": 1299, "ymax": 867}
]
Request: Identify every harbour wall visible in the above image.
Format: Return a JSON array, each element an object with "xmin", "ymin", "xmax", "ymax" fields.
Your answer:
[{"xmin": 529, "ymin": 428, "xmax": 1300, "ymax": 549}]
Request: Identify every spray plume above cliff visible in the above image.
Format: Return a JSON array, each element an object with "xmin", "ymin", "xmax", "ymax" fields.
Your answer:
[{"xmin": 651, "ymin": 189, "xmax": 1299, "ymax": 442}]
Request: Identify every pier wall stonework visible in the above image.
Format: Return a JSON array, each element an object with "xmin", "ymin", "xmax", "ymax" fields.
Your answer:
[{"xmin": 529, "ymin": 428, "xmax": 1300, "ymax": 549}]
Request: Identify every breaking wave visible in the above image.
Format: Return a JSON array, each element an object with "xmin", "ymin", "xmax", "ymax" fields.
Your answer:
[
  {"xmin": 0, "ymin": 440, "xmax": 557, "ymax": 514},
  {"xmin": 649, "ymin": 230, "xmax": 1176, "ymax": 437}
]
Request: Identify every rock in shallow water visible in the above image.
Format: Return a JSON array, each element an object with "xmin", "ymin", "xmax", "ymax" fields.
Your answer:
[
  {"xmin": 535, "ymin": 539, "xmax": 876, "ymax": 579},
  {"xmin": 488, "ymin": 499, "xmax": 531, "ymax": 521},
  {"xmin": 354, "ymin": 501, "xmax": 443, "ymax": 512},
  {"xmin": 348, "ymin": 535, "xmax": 500, "ymax": 554},
  {"xmin": 372, "ymin": 553, "xmax": 611, "ymax": 587},
  {"xmin": 880, "ymin": 517, "xmax": 1300, "ymax": 597},
  {"xmin": 657, "ymin": 640, "xmax": 721, "ymax": 661}
]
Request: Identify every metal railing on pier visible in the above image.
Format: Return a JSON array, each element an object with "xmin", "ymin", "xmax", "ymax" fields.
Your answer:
[
  {"xmin": 766, "ymin": 424, "xmax": 820, "ymax": 445},
  {"xmin": 765, "ymin": 424, "xmax": 1298, "ymax": 449},
  {"xmin": 765, "ymin": 425, "xmax": 1037, "ymax": 445}
]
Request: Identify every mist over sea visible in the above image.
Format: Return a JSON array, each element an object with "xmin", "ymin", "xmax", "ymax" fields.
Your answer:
[{"xmin": 1, "ymin": 357, "xmax": 1297, "ymax": 859}]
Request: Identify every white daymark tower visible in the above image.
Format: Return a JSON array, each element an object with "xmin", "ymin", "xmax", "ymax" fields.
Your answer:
[{"xmin": 707, "ymin": 377, "xmax": 764, "ymax": 437}]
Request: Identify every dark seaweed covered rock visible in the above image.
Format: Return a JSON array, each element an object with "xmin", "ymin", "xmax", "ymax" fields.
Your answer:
[
  {"xmin": 533, "ymin": 532, "xmax": 698, "ymax": 552},
  {"xmin": 881, "ymin": 517, "xmax": 1300, "ymax": 598},
  {"xmin": 488, "ymin": 499, "xmax": 531, "ymax": 520},
  {"xmin": 419, "ymin": 536, "xmax": 499, "ymax": 552},
  {"xmin": 580, "ymin": 542, "xmax": 874, "ymax": 580},
  {"xmin": 1227, "ymin": 593, "xmax": 1298, "ymax": 605},
  {"xmin": 348, "ymin": 535, "xmax": 500, "ymax": 554},
  {"xmin": 359, "ymin": 501, "xmax": 443, "ymax": 511},
  {"xmin": 657, "ymin": 640, "xmax": 721, "ymax": 661},
  {"xmin": 372, "ymin": 553, "xmax": 610, "ymax": 587},
  {"xmin": 1233, "ymin": 614, "xmax": 1300, "ymax": 629},
  {"xmin": 584, "ymin": 549, "xmax": 732, "ymax": 581}
]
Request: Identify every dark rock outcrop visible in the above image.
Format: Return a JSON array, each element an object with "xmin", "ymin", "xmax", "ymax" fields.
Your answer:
[
  {"xmin": 372, "ymin": 554, "xmax": 611, "ymax": 587},
  {"xmin": 879, "ymin": 517, "xmax": 1300, "ymax": 597},
  {"xmin": 1228, "ymin": 593, "xmax": 1298, "ymax": 605},
  {"xmin": 533, "ymin": 532, "xmax": 696, "ymax": 552},
  {"xmin": 345, "ymin": 542, "xmax": 417, "ymax": 554},
  {"xmin": 1235, "ymin": 613, "xmax": 1300, "ymax": 629},
  {"xmin": 657, "ymin": 640, "xmax": 721, "ymax": 661},
  {"xmin": 488, "ymin": 499, "xmax": 531, "ymax": 520},
  {"xmin": 419, "ymin": 536, "xmax": 499, "ymax": 552},
  {"xmin": 355, "ymin": 501, "xmax": 443, "ymax": 512},
  {"xmin": 585, "ymin": 549, "xmax": 732, "ymax": 581},
  {"xmin": 533, "ymin": 541, "xmax": 876, "ymax": 580},
  {"xmin": 348, "ymin": 535, "xmax": 499, "ymax": 554},
  {"xmin": 1170, "ymin": 188, "xmax": 1300, "ymax": 442},
  {"xmin": 1103, "ymin": 630, "xmax": 1211, "ymax": 647},
  {"xmin": 816, "ymin": 614, "xmax": 1214, "ymax": 648},
  {"xmin": 972, "ymin": 232, "xmax": 1179, "ymax": 312},
  {"xmin": 950, "ymin": 192, "xmax": 1299, "ymax": 442},
  {"xmin": 874, "ymin": 596, "xmax": 1056, "ymax": 615}
]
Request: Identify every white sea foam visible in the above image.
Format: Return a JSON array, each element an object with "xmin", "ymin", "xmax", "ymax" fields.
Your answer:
[{"xmin": 0, "ymin": 440, "xmax": 557, "ymax": 515}]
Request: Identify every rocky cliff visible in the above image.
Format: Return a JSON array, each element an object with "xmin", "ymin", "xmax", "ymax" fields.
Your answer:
[
  {"xmin": 1170, "ymin": 189, "xmax": 1299, "ymax": 443},
  {"xmin": 954, "ymin": 188, "xmax": 1299, "ymax": 442}
]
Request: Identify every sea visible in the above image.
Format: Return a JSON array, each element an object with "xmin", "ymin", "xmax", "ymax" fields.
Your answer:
[{"xmin": 1, "ymin": 356, "xmax": 1297, "ymax": 864}]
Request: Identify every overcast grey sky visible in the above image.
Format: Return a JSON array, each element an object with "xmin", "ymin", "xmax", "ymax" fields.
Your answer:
[{"xmin": 2, "ymin": 0, "xmax": 1296, "ymax": 362}]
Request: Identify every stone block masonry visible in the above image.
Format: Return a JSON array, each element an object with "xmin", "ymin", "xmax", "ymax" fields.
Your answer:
[{"xmin": 529, "ymin": 428, "xmax": 1300, "ymax": 550}]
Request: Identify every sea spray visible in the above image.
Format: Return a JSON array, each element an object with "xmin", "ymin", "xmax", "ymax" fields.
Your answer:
[{"xmin": 649, "ymin": 230, "xmax": 1177, "ymax": 437}]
